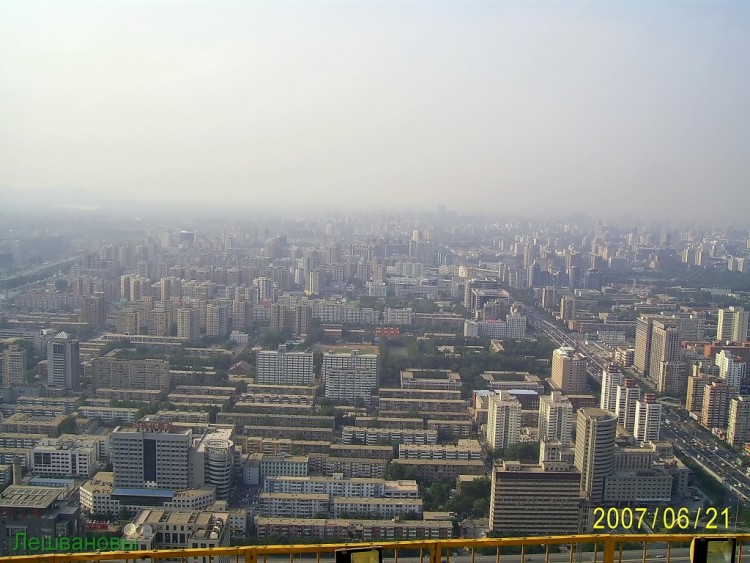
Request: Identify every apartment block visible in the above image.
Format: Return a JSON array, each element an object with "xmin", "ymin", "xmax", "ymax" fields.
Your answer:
[
  {"xmin": 489, "ymin": 460, "xmax": 583, "ymax": 535},
  {"xmin": 255, "ymin": 349, "xmax": 314, "ymax": 386}
]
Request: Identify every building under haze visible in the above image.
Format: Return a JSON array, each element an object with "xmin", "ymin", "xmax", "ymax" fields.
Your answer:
[
  {"xmin": 47, "ymin": 332, "xmax": 80, "ymax": 391},
  {"xmin": 2, "ymin": 343, "xmax": 27, "ymax": 387},
  {"xmin": 550, "ymin": 347, "xmax": 587, "ymax": 394},
  {"xmin": 487, "ymin": 391, "xmax": 521, "ymax": 450},
  {"xmin": 574, "ymin": 408, "xmax": 616, "ymax": 504},
  {"xmin": 538, "ymin": 392, "xmax": 573, "ymax": 447},
  {"xmin": 717, "ymin": 307, "xmax": 749, "ymax": 343}
]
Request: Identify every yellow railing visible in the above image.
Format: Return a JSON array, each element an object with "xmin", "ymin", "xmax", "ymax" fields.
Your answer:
[{"xmin": 1, "ymin": 534, "xmax": 746, "ymax": 563}]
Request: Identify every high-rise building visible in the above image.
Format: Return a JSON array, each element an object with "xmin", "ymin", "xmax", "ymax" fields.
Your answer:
[
  {"xmin": 111, "ymin": 420, "xmax": 192, "ymax": 490},
  {"xmin": 716, "ymin": 350, "xmax": 746, "ymax": 390},
  {"xmin": 634, "ymin": 315, "xmax": 657, "ymax": 376},
  {"xmin": 294, "ymin": 304, "xmax": 312, "ymax": 336},
  {"xmin": 487, "ymin": 391, "xmax": 521, "ymax": 450},
  {"xmin": 550, "ymin": 347, "xmax": 587, "ymax": 394},
  {"xmin": 177, "ymin": 308, "xmax": 200, "ymax": 341},
  {"xmin": 47, "ymin": 332, "xmax": 80, "ymax": 390},
  {"xmin": 2, "ymin": 344, "xmax": 27, "ymax": 387},
  {"xmin": 541, "ymin": 287, "xmax": 557, "ymax": 311},
  {"xmin": 255, "ymin": 349, "xmax": 314, "ymax": 386},
  {"xmin": 559, "ymin": 296, "xmax": 576, "ymax": 322},
  {"xmin": 701, "ymin": 381, "xmax": 736, "ymax": 429},
  {"xmin": 686, "ymin": 373, "xmax": 716, "ymax": 413},
  {"xmin": 232, "ymin": 298, "xmax": 250, "ymax": 331},
  {"xmin": 615, "ymin": 379, "xmax": 641, "ymax": 433},
  {"xmin": 323, "ymin": 351, "xmax": 379, "ymax": 404},
  {"xmin": 205, "ymin": 303, "xmax": 228, "ymax": 338},
  {"xmin": 488, "ymin": 460, "xmax": 582, "ymax": 536},
  {"xmin": 727, "ymin": 396, "xmax": 750, "ymax": 447},
  {"xmin": 600, "ymin": 364, "xmax": 622, "ymax": 413},
  {"xmin": 649, "ymin": 320, "xmax": 682, "ymax": 391},
  {"xmin": 634, "ymin": 394, "xmax": 662, "ymax": 443},
  {"xmin": 538, "ymin": 392, "xmax": 573, "ymax": 447},
  {"xmin": 717, "ymin": 307, "xmax": 749, "ymax": 342},
  {"xmin": 305, "ymin": 270, "xmax": 323, "ymax": 297},
  {"xmin": 574, "ymin": 408, "xmax": 616, "ymax": 504}
]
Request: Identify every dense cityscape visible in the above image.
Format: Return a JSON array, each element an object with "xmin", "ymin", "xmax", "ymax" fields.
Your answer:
[
  {"xmin": 1, "ymin": 210, "xmax": 750, "ymax": 553},
  {"xmin": 2, "ymin": 0, "xmax": 750, "ymax": 558}
]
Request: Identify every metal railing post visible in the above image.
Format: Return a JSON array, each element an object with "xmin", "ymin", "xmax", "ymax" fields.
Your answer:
[
  {"xmin": 603, "ymin": 537, "xmax": 616, "ymax": 563},
  {"xmin": 430, "ymin": 541, "xmax": 442, "ymax": 563}
]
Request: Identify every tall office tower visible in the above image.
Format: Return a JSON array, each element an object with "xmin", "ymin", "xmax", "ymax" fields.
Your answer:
[
  {"xmin": 323, "ymin": 350, "xmax": 379, "ymax": 404},
  {"xmin": 90, "ymin": 357, "xmax": 170, "ymax": 391},
  {"xmin": 634, "ymin": 394, "xmax": 662, "ymax": 443},
  {"xmin": 717, "ymin": 307, "xmax": 749, "ymax": 342},
  {"xmin": 615, "ymin": 379, "xmax": 641, "ymax": 432},
  {"xmin": 701, "ymin": 381, "xmax": 735, "ymax": 429},
  {"xmin": 649, "ymin": 320, "xmax": 681, "ymax": 384},
  {"xmin": 574, "ymin": 408, "xmax": 617, "ymax": 504},
  {"xmin": 177, "ymin": 307, "xmax": 200, "ymax": 342},
  {"xmin": 600, "ymin": 364, "xmax": 622, "ymax": 413},
  {"xmin": 489, "ymin": 460, "xmax": 583, "ymax": 536},
  {"xmin": 559, "ymin": 295, "xmax": 576, "ymax": 322},
  {"xmin": 111, "ymin": 420, "xmax": 191, "ymax": 489},
  {"xmin": 487, "ymin": 391, "xmax": 521, "ymax": 450},
  {"xmin": 2, "ymin": 344, "xmax": 27, "ymax": 387},
  {"xmin": 716, "ymin": 350, "xmax": 746, "ymax": 390},
  {"xmin": 727, "ymin": 396, "xmax": 750, "ymax": 447},
  {"xmin": 205, "ymin": 303, "xmax": 228, "ymax": 338},
  {"xmin": 538, "ymin": 392, "xmax": 573, "ymax": 447},
  {"xmin": 47, "ymin": 332, "xmax": 80, "ymax": 390},
  {"xmin": 634, "ymin": 315, "xmax": 657, "ymax": 376},
  {"xmin": 255, "ymin": 349, "xmax": 314, "ymax": 386},
  {"xmin": 294, "ymin": 303, "xmax": 312, "ymax": 336},
  {"xmin": 550, "ymin": 347, "xmax": 588, "ymax": 394}
]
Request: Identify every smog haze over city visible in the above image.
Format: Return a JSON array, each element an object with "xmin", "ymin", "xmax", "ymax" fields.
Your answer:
[
  {"xmin": 2, "ymin": 0, "xmax": 750, "ymax": 221},
  {"xmin": 6, "ymin": 1, "xmax": 750, "ymax": 556}
]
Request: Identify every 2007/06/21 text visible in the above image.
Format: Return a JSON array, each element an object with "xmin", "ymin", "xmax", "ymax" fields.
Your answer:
[{"xmin": 592, "ymin": 507, "xmax": 730, "ymax": 531}]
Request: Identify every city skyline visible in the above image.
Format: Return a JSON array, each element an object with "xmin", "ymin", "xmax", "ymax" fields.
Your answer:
[{"xmin": 2, "ymin": 1, "xmax": 750, "ymax": 220}]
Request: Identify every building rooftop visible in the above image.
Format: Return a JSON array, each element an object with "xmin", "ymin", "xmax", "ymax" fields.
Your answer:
[{"xmin": 0, "ymin": 485, "xmax": 60, "ymax": 509}]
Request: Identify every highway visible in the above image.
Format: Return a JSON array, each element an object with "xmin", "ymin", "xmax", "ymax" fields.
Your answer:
[{"xmin": 526, "ymin": 305, "xmax": 750, "ymax": 509}]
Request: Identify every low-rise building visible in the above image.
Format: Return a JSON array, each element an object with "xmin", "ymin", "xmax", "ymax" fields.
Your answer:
[{"xmin": 31, "ymin": 436, "xmax": 99, "ymax": 478}]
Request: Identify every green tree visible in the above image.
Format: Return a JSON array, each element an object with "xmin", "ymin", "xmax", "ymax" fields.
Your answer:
[{"xmin": 58, "ymin": 416, "xmax": 78, "ymax": 435}]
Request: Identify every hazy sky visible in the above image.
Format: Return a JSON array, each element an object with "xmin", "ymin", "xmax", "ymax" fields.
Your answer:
[{"xmin": 1, "ymin": 1, "xmax": 749, "ymax": 219}]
